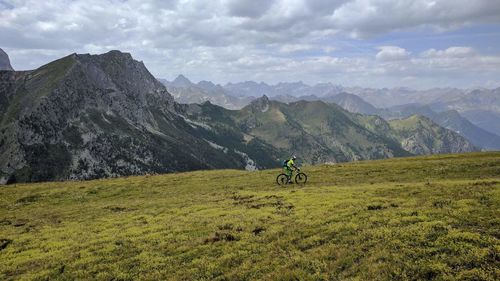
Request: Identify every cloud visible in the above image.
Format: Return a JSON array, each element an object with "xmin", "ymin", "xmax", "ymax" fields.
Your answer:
[
  {"xmin": 224, "ymin": 0, "xmax": 273, "ymax": 18},
  {"xmin": 376, "ymin": 46, "xmax": 410, "ymax": 61},
  {"xmin": 420, "ymin": 47, "xmax": 476, "ymax": 58},
  {"xmin": 330, "ymin": 0, "xmax": 500, "ymax": 38},
  {"xmin": 0, "ymin": 0, "xmax": 500, "ymax": 88},
  {"xmin": 279, "ymin": 44, "xmax": 315, "ymax": 53}
]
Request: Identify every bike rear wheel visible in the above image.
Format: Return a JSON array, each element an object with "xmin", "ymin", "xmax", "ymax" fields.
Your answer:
[
  {"xmin": 276, "ymin": 173, "xmax": 289, "ymax": 185},
  {"xmin": 295, "ymin": 172, "xmax": 307, "ymax": 184}
]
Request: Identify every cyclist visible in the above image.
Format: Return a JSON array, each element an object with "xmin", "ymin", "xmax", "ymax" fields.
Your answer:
[{"xmin": 283, "ymin": 155, "xmax": 300, "ymax": 183}]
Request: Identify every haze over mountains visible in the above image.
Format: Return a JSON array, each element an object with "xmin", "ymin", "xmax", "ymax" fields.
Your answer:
[
  {"xmin": 0, "ymin": 50, "xmax": 481, "ymax": 183},
  {"xmin": 161, "ymin": 75, "xmax": 253, "ymax": 110},
  {"xmin": 161, "ymin": 75, "xmax": 500, "ymax": 150}
]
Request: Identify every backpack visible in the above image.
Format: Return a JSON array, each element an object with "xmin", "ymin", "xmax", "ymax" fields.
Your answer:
[{"xmin": 282, "ymin": 159, "xmax": 288, "ymax": 167}]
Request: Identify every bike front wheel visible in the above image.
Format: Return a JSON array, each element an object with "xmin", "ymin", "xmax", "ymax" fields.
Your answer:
[
  {"xmin": 276, "ymin": 173, "xmax": 289, "ymax": 186},
  {"xmin": 295, "ymin": 172, "xmax": 307, "ymax": 185}
]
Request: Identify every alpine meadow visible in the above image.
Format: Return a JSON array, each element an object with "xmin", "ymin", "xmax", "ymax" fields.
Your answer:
[
  {"xmin": 1, "ymin": 0, "xmax": 500, "ymax": 280},
  {"xmin": 1, "ymin": 152, "xmax": 500, "ymax": 280}
]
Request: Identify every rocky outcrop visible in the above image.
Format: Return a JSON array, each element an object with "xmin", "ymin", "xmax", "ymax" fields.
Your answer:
[{"xmin": 0, "ymin": 48, "xmax": 13, "ymax": 71}]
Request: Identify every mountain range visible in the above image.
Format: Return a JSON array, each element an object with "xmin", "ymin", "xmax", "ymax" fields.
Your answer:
[
  {"xmin": 186, "ymin": 96, "xmax": 475, "ymax": 162},
  {"xmin": 162, "ymin": 76, "xmax": 500, "ymax": 150},
  {"xmin": 161, "ymin": 75, "xmax": 253, "ymax": 110},
  {"xmin": 0, "ymin": 50, "xmax": 478, "ymax": 183}
]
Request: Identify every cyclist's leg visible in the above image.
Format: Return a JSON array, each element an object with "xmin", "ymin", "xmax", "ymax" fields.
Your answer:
[{"xmin": 285, "ymin": 167, "xmax": 292, "ymax": 182}]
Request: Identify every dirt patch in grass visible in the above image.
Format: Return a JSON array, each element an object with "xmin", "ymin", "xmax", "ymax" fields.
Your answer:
[
  {"xmin": 433, "ymin": 199, "xmax": 451, "ymax": 208},
  {"xmin": 367, "ymin": 204, "xmax": 386, "ymax": 210},
  {"xmin": 104, "ymin": 206, "xmax": 136, "ymax": 212},
  {"xmin": 252, "ymin": 226, "xmax": 266, "ymax": 236},
  {"xmin": 231, "ymin": 194, "xmax": 255, "ymax": 205},
  {"xmin": 0, "ymin": 239, "xmax": 12, "ymax": 251},
  {"xmin": 217, "ymin": 223, "xmax": 234, "ymax": 230},
  {"xmin": 204, "ymin": 232, "xmax": 238, "ymax": 243}
]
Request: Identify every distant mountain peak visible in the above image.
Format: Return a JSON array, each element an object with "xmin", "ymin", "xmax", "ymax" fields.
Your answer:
[
  {"xmin": 0, "ymin": 47, "xmax": 14, "ymax": 71},
  {"xmin": 172, "ymin": 74, "xmax": 193, "ymax": 88},
  {"xmin": 248, "ymin": 95, "xmax": 271, "ymax": 112},
  {"xmin": 198, "ymin": 80, "xmax": 215, "ymax": 87},
  {"xmin": 103, "ymin": 49, "xmax": 133, "ymax": 58}
]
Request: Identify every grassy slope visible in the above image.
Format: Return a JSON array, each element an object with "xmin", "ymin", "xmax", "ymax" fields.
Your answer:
[{"xmin": 0, "ymin": 152, "xmax": 499, "ymax": 280}]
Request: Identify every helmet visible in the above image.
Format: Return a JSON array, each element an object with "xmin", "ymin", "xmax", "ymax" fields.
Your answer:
[{"xmin": 292, "ymin": 155, "xmax": 297, "ymax": 160}]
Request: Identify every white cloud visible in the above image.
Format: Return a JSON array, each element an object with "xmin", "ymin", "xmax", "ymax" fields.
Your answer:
[
  {"xmin": 376, "ymin": 46, "xmax": 410, "ymax": 61},
  {"xmin": 279, "ymin": 44, "xmax": 315, "ymax": 53},
  {"xmin": 420, "ymin": 47, "xmax": 476, "ymax": 58},
  {"xmin": 0, "ymin": 0, "xmax": 499, "ymax": 88},
  {"xmin": 331, "ymin": 0, "xmax": 500, "ymax": 38}
]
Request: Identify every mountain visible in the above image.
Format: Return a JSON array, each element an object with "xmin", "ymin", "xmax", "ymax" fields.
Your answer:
[
  {"xmin": 0, "ymin": 48, "xmax": 14, "ymax": 71},
  {"xmin": 429, "ymin": 88, "xmax": 500, "ymax": 136},
  {"xmin": 0, "ymin": 51, "xmax": 279, "ymax": 184},
  {"xmin": 184, "ymin": 96, "xmax": 477, "ymax": 164},
  {"xmin": 433, "ymin": 110, "xmax": 500, "ymax": 150},
  {"xmin": 184, "ymin": 96, "xmax": 408, "ymax": 164},
  {"xmin": 170, "ymin": 74, "xmax": 192, "ymax": 88},
  {"xmin": 223, "ymin": 82, "xmax": 500, "ymax": 137},
  {"xmin": 380, "ymin": 104, "xmax": 500, "ymax": 150},
  {"xmin": 272, "ymin": 92, "xmax": 381, "ymax": 115},
  {"xmin": 194, "ymin": 79, "xmax": 500, "ymax": 141},
  {"xmin": 383, "ymin": 104, "xmax": 436, "ymax": 119},
  {"xmin": 350, "ymin": 87, "xmax": 500, "ymax": 136},
  {"xmin": 0, "ymin": 51, "xmax": 479, "ymax": 183},
  {"xmin": 461, "ymin": 110, "xmax": 500, "ymax": 137},
  {"xmin": 224, "ymin": 81, "xmax": 274, "ymax": 97},
  {"xmin": 322, "ymin": 92, "xmax": 379, "ymax": 115},
  {"xmin": 223, "ymin": 81, "xmax": 344, "ymax": 98},
  {"xmin": 271, "ymin": 92, "xmax": 379, "ymax": 116},
  {"xmin": 270, "ymin": 93, "xmax": 498, "ymax": 151},
  {"xmin": 162, "ymin": 75, "xmax": 252, "ymax": 109},
  {"xmin": 430, "ymin": 88, "xmax": 500, "ymax": 114},
  {"xmin": 389, "ymin": 115, "xmax": 477, "ymax": 155}
]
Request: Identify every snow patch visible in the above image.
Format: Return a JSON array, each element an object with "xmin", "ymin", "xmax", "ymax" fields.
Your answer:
[
  {"xmin": 205, "ymin": 139, "xmax": 228, "ymax": 153},
  {"xmin": 234, "ymin": 149, "xmax": 258, "ymax": 171},
  {"xmin": 179, "ymin": 115, "xmax": 213, "ymax": 131}
]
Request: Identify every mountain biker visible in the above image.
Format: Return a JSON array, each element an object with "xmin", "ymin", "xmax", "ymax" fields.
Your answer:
[{"xmin": 283, "ymin": 155, "xmax": 300, "ymax": 183}]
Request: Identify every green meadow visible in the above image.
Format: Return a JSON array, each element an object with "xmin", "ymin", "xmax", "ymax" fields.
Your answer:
[{"xmin": 1, "ymin": 152, "xmax": 499, "ymax": 280}]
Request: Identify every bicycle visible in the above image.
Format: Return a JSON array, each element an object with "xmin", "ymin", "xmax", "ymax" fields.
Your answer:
[{"xmin": 276, "ymin": 169, "xmax": 308, "ymax": 186}]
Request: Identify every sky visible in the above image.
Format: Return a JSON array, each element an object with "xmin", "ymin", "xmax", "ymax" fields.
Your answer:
[{"xmin": 1, "ymin": 0, "xmax": 500, "ymax": 89}]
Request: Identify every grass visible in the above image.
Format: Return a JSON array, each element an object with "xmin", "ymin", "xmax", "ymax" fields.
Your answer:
[{"xmin": 1, "ymin": 152, "xmax": 499, "ymax": 280}]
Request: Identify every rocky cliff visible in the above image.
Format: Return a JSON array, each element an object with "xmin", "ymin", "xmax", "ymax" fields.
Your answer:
[{"xmin": 0, "ymin": 48, "xmax": 14, "ymax": 71}]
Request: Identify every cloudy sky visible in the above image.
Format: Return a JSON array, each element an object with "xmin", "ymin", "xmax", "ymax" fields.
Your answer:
[{"xmin": 1, "ymin": 0, "xmax": 500, "ymax": 89}]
